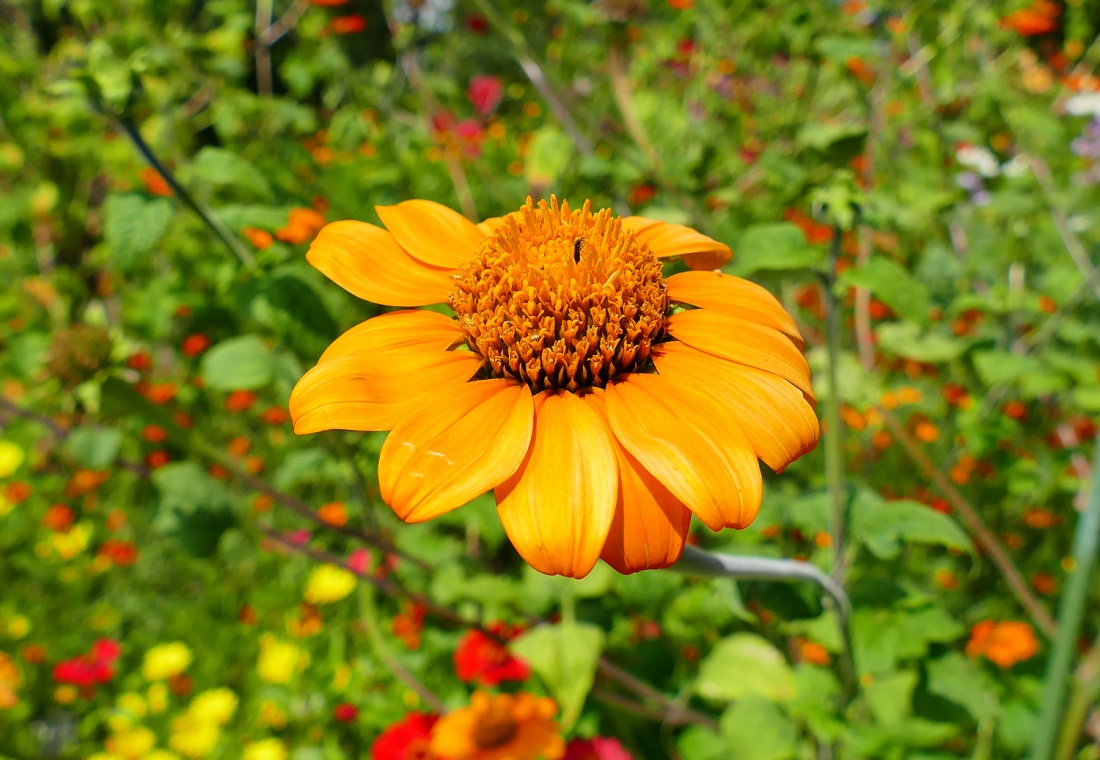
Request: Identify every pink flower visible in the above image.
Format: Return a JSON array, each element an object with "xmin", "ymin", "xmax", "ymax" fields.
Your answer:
[
  {"xmin": 347, "ymin": 548, "xmax": 372, "ymax": 574},
  {"xmin": 467, "ymin": 76, "xmax": 503, "ymax": 115},
  {"xmin": 565, "ymin": 737, "xmax": 634, "ymax": 760}
]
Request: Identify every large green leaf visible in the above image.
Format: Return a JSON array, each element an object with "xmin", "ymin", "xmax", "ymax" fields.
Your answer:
[
  {"xmin": 509, "ymin": 622, "xmax": 605, "ymax": 730},
  {"xmin": 839, "ymin": 258, "xmax": 930, "ymax": 323},
  {"xmin": 200, "ymin": 335, "xmax": 275, "ymax": 391},
  {"xmin": 851, "ymin": 493, "xmax": 972, "ymax": 559},
  {"xmin": 190, "ymin": 147, "xmax": 273, "ymax": 201},
  {"xmin": 927, "ymin": 653, "xmax": 1000, "ymax": 722},
  {"xmin": 875, "ymin": 322, "xmax": 968, "ymax": 363},
  {"xmin": 63, "ymin": 426, "xmax": 122, "ymax": 469},
  {"xmin": 102, "ymin": 193, "xmax": 174, "ymax": 270},
  {"xmin": 719, "ymin": 698, "xmax": 799, "ymax": 760},
  {"xmin": 731, "ymin": 223, "xmax": 823, "ymax": 276},
  {"xmin": 695, "ymin": 633, "xmax": 797, "ymax": 703}
]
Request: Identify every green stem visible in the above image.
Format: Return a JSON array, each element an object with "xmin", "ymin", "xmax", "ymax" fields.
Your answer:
[
  {"xmin": 672, "ymin": 546, "xmax": 856, "ymax": 709},
  {"xmin": 116, "ymin": 117, "xmax": 256, "ymax": 268},
  {"xmin": 1029, "ymin": 433, "xmax": 1100, "ymax": 760},
  {"xmin": 1054, "ymin": 634, "xmax": 1100, "ymax": 760},
  {"xmin": 824, "ymin": 227, "xmax": 846, "ymax": 581}
]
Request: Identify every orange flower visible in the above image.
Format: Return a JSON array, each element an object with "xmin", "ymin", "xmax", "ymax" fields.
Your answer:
[
  {"xmin": 276, "ymin": 208, "xmax": 327, "ymax": 245},
  {"xmin": 318, "ymin": 501, "xmax": 348, "ymax": 527},
  {"xmin": 139, "ymin": 167, "xmax": 174, "ymax": 197},
  {"xmin": 430, "ymin": 691, "xmax": 564, "ymax": 760},
  {"xmin": 225, "ymin": 390, "xmax": 258, "ymax": 413},
  {"xmin": 966, "ymin": 621, "xmax": 1039, "ymax": 668},
  {"xmin": 329, "ymin": 14, "xmax": 367, "ymax": 34},
  {"xmin": 289, "ymin": 197, "xmax": 818, "ymax": 577},
  {"xmin": 244, "ymin": 227, "xmax": 275, "ymax": 250},
  {"xmin": 1000, "ymin": 1, "xmax": 1059, "ymax": 36}
]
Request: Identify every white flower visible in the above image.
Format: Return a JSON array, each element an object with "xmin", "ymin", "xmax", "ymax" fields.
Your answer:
[
  {"xmin": 956, "ymin": 145, "xmax": 1000, "ymax": 178},
  {"xmin": 1000, "ymin": 155, "xmax": 1030, "ymax": 178},
  {"xmin": 1066, "ymin": 93, "xmax": 1100, "ymax": 118}
]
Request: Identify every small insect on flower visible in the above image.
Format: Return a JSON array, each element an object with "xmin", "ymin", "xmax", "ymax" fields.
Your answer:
[{"xmin": 573, "ymin": 236, "xmax": 587, "ymax": 263}]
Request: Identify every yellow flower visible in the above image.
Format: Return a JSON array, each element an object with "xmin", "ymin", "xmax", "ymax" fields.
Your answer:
[
  {"xmin": 243, "ymin": 738, "xmax": 288, "ymax": 760},
  {"xmin": 431, "ymin": 691, "xmax": 565, "ymax": 760},
  {"xmin": 258, "ymin": 635, "xmax": 306, "ymax": 684},
  {"xmin": 54, "ymin": 685, "xmax": 78, "ymax": 704},
  {"xmin": 117, "ymin": 692, "xmax": 147, "ymax": 719},
  {"xmin": 290, "ymin": 197, "xmax": 817, "ymax": 578},
  {"xmin": 0, "ymin": 441, "xmax": 24, "ymax": 478},
  {"xmin": 188, "ymin": 688, "xmax": 238, "ymax": 725},
  {"xmin": 170, "ymin": 713, "xmax": 220, "ymax": 758},
  {"xmin": 51, "ymin": 522, "xmax": 92, "ymax": 559},
  {"xmin": 304, "ymin": 564, "xmax": 357, "ymax": 604},
  {"xmin": 105, "ymin": 725, "xmax": 156, "ymax": 760},
  {"xmin": 147, "ymin": 683, "xmax": 169, "ymax": 713},
  {"xmin": 143, "ymin": 642, "xmax": 193, "ymax": 681},
  {"xmin": 146, "ymin": 752, "xmax": 183, "ymax": 760},
  {"xmin": 5, "ymin": 614, "xmax": 29, "ymax": 638}
]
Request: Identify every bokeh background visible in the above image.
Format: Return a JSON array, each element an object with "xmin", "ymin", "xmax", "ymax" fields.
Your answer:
[{"xmin": 2, "ymin": 0, "xmax": 1100, "ymax": 758}]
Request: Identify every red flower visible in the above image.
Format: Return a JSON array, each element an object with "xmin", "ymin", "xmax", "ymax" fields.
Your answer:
[
  {"xmin": 392, "ymin": 602, "xmax": 426, "ymax": 650},
  {"xmin": 371, "ymin": 712, "xmax": 439, "ymax": 760},
  {"xmin": 181, "ymin": 334, "xmax": 211, "ymax": 357},
  {"xmin": 453, "ymin": 622, "xmax": 530, "ymax": 686},
  {"xmin": 565, "ymin": 737, "xmax": 634, "ymax": 760},
  {"xmin": 467, "ymin": 76, "xmax": 503, "ymax": 115},
  {"xmin": 99, "ymin": 539, "xmax": 139, "ymax": 567},
  {"xmin": 334, "ymin": 702, "xmax": 359, "ymax": 722},
  {"xmin": 52, "ymin": 639, "xmax": 121, "ymax": 688},
  {"xmin": 329, "ymin": 14, "xmax": 367, "ymax": 34}
]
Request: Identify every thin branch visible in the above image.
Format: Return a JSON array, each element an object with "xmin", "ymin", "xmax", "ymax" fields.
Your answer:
[
  {"xmin": 590, "ymin": 688, "xmax": 718, "ymax": 731},
  {"xmin": 255, "ymin": 0, "xmax": 275, "ymax": 96},
  {"xmin": 880, "ymin": 408, "xmax": 1057, "ymax": 638},
  {"xmin": 256, "ymin": 0, "xmax": 310, "ymax": 47}
]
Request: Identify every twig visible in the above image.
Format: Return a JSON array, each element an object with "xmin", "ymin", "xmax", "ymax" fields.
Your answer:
[
  {"xmin": 255, "ymin": 0, "xmax": 275, "ymax": 96},
  {"xmin": 590, "ymin": 688, "xmax": 718, "ymax": 731},
  {"xmin": 256, "ymin": 0, "xmax": 310, "ymax": 47},
  {"xmin": 880, "ymin": 408, "xmax": 1057, "ymax": 638},
  {"xmin": 114, "ymin": 117, "xmax": 255, "ymax": 267},
  {"xmin": 607, "ymin": 42, "xmax": 659, "ymax": 171},
  {"xmin": 467, "ymin": 0, "xmax": 595, "ymax": 156},
  {"xmin": 398, "ymin": 51, "xmax": 478, "ymax": 221},
  {"xmin": 1028, "ymin": 155, "xmax": 1100, "ymax": 302}
]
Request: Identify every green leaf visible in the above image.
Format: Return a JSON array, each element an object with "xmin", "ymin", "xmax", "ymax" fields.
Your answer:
[
  {"xmin": 851, "ymin": 494, "xmax": 972, "ymax": 559},
  {"xmin": 200, "ymin": 335, "xmax": 275, "ymax": 391},
  {"xmin": 509, "ymin": 622, "xmax": 605, "ymax": 730},
  {"xmin": 875, "ymin": 322, "xmax": 967, "ymax": 363},
  {"xmin": 971, "ymin": 350, "xmax": 1048, "ymax": 387},
  {"xmin": 102, "ymin": 193, "xmax": 174, "ymax": 270},
  {"xmin": 524, "ymin": 127, "xmax": 574, "ymax": 188},
  {"xmin": 676, "ymin": 726, "xmax": 729, "ymax": 760},
  {"xmin": 927, "ymin": 653, "xmax": 1000, "ymax": 722},
  {"xmin": 839, "ymin": 258, "xmax": 929, "ymax": 323},
  {"xmin": 150, "ymin": 461, "xmax": 234, "ymax": 557},
  {"xmin": 730, "ymin": 223, "xmax": 822, "ymax": 276},
  {"xmin": 695, "ymin": 633, "xmax": 797, "ymax": 703},
  {"xmin": 863, "ymin": 670, "xmax": 916, "ymax": 725},
  {"xmin": 190, "ymin": 147, "xmax": 273, "ymax": 201},
  {"xmin": 63, "ymin": 427, "xmax": 122, "ymax": 469},
  {"xmin": 719, "ymin": 698, "xmax": 799, "ymax": 760}
]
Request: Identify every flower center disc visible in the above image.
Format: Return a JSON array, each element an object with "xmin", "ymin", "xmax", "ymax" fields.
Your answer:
[
  {"xmin": 452, "ymin": 197, "xmax": 667, "ymax": 392},
  {"xmin": 471, "ymin": 705, "xmax": 517, "ymax": 748}
]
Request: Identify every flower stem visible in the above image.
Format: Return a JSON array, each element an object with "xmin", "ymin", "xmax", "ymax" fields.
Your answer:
[
  {"xmin": 1029, "ymin": 433, "xmax": 1100, "ymax": 760},
  {"xmin": 824, "ymin": 227, "xmax": 846, "ymax": 581},
  {"xmin": 115, "ymin": 117, "xmax": 256, "ymax": 268},
  {"xmin": 672, "ymin": 546, "xmax": 856, "ymax": 708}
]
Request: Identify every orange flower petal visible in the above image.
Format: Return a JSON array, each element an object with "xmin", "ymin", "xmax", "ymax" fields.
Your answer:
[
  {"xmin": 379, "ymin": 379, "xmax": 534, "ymax": 523},
  {"xmin": 305, "ymin": 221, "xmax": 457, "ymax": 306},
  {"xmin": 318, "ymin": 310, "xmax": 463, "ymax": 364},
  {"xmin": 289, "ymin": 350, "xmax": 481, "ymax": 434},
  {"xmin": 582, "ymin": 391, "xmax": 691, "ymax": 574},
  {"xmin": 376, "ymin": 200, "xmax": 485, "ymax": 269},
  {"xmin": 665, "ymin": 270, "xmax": 804, "ymax": 347},
  {"xmin": 496, "ymin": 391, "xmax": 618, "ymax": 578},
  {"xmin": 653, "ymin": 342, "xmax": 819, "ymax": 472},
  {"xmin": 665, "ymin": 309, "xmax": 815, "ymax": 402},
  {"xmin": 476, "ymin": 215, "xmax": 508, "ymax": 236},
  {"xmin": 621, "ymin": 216, "xmax": 732, "ymax": 270},
  {"xmin": 604, "ymin": 373, "xmax": 763, "ymax": 530}
]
